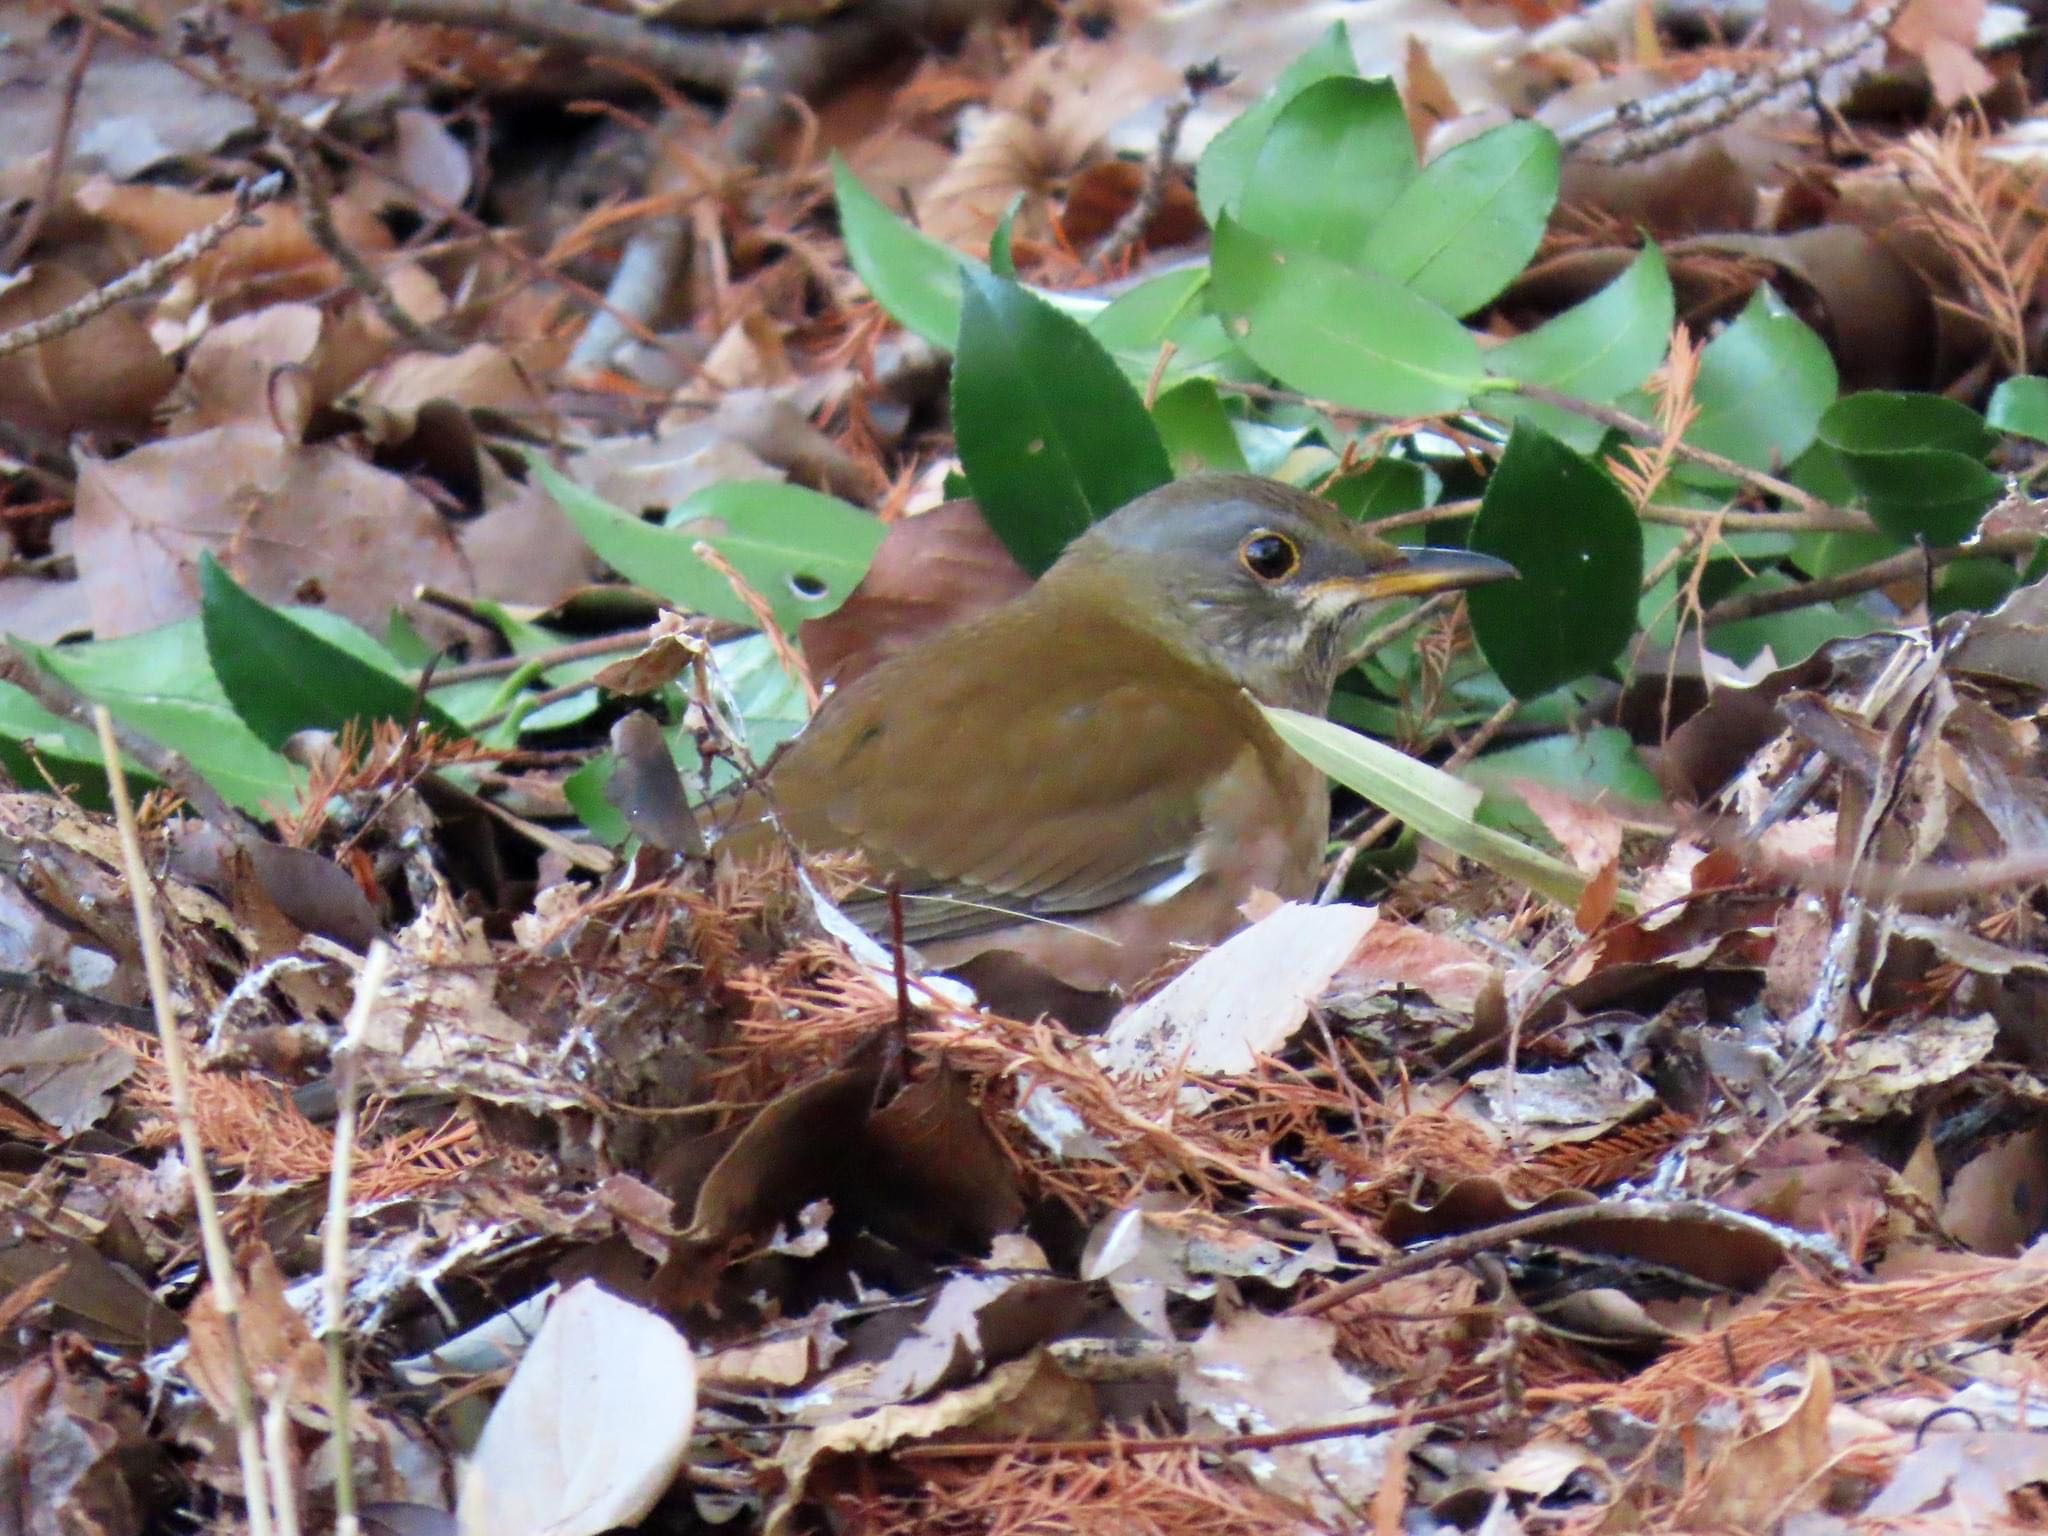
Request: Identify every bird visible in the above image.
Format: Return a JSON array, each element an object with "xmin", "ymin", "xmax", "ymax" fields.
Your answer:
[{"xmin": 721, "ymin": 473, "xmax": 1516, "ymax": 1000}]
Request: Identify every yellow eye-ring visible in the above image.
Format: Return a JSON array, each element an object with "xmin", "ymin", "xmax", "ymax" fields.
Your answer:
[{"xmin": 1239, "ymin": 530, "xmax": 1300, "ymax": 582}]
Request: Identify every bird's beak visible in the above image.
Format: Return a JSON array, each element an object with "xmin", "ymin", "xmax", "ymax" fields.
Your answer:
[{"xmin": 1350, "ymin": 546, "xmax": 1519, "ymax": 600}]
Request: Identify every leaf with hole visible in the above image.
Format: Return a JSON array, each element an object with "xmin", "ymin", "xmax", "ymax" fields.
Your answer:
[
  {"xmin": 1467, "ymin": 425, "xmax": 1641, "ymax": 698},
  {"xmin": 953, "ymin": 266, "xmax": 1172, "ymax": 573},
  {"xmin": 1208, "ymin": 218, "xmax": 1483, "ymax": 418},
  {"xmin": 534, "ymin": 457, "xmax": 882, "ymax": 631}
]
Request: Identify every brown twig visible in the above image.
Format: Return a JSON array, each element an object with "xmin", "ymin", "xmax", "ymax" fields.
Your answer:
[
  {"xmin": 0, "ymin": 16, "xmax": 96, "ymax": 273},
  {"xmin": 94, "ymin": 708, "xmax": 276, "ymax": 1536},
  {"xmin": 1093, "ymin": 71, "xmax": 1203, "ymax": 268},
  {"xmin": 0, "ymin": 172, "xmax": 284, "ymax": 360},
  {"xmin": 1558, "ymin": 0, "xmax": 1908, "ymax": 163},
  {"xmin": 325, "ymin": 0, "xmax": 753, "ymax": 89},
  {"xmin": 1504, "ymin": 382, "xmax": 1872, "ymax": 529},
  {"xmin": 1700, "ymin": 528, "xmax": 2041, "ymax": 627}
]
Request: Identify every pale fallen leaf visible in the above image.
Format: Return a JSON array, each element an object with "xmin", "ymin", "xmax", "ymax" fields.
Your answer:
[
  {"xmin": 456, "ymin": 1279, "xmax": 697, "ymax": 1536},
  {"xmin": 1095, "ymin": 902, "xmax": 1377, "ymax": 1098}
]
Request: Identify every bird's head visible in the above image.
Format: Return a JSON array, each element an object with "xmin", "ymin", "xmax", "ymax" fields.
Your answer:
[{"xmin": 1050, "ymin": 473, "xmax": 1518, "ymax": 710}]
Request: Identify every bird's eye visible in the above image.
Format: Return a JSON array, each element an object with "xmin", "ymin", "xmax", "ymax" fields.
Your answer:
[{"xmin": 1239, "ymin": 531, "xmax": 1300, "ymax": 582}]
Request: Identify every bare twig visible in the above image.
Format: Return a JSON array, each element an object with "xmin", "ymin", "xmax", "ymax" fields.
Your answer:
[
  {"xmin": 1093, "ymin": 68, "xmax": 1206, "ymax": 268},
  {"xmin": 261, "ymin": 117, "xmax": 460, "ymax": 354},
  {"xmin": 1559, "ymin": 0, "xmax": 1908, "ymax": 163},
  {"xmin": 322, "ymin": 0, "xmax": 753, "ymax": 89},
  {"xmin": 1701, "ymin": 528, "xmax": 2042, "ymax": 627},
  {"xmin": 0, "ymin": 173, "xmax": 283, "ymax": 360},
  {"xmin": 322, "ymin": 941, "xmax": 394, "ymax": 1536},
  {"xmin": 0, "ymin": 17, "xmax": 96, "ymax": 273},
  {"xmin": 1506, "ymin": 382, "xmax": 1871, "ymax": 528},
  {"xmin": 94, "ymin": 707, "xmax": 276, "ymax": 1536}
]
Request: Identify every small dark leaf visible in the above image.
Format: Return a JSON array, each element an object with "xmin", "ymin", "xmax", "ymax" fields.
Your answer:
[
  {"xmin": 952, "ymin": 266, "xmax": 1173, "ymax": 574},
  {"xmin": 1468, "ymin": 425, "xmax": 1642, "ymax": 698},
  {"xmin": 604, "ymin": 711, "xmax": 702, "ymax": 855},
  {"xmin": 1818, "ymin": 392, "xmax": 2002, "ymax": 544}
]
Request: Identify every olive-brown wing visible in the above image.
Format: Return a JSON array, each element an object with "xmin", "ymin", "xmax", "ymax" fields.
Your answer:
[{"xmin": 766, "ymin": 604, "xmax": 1274, "ymax": 944}]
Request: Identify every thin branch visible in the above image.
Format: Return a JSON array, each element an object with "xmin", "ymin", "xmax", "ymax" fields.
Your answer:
[
  {"xmin": 1093, "ymin": 69, "xmax": 1204, "ymax": 268},
  {"xmin": 322, "ymin": 941, "xmax": 394, "ymax": 1536},
  {"xmin": 327, "ymin": 0, "xmax": 753, "ymax": 89},
  {"xmin": 95, "ymin": 707, "xmax": 276, "ymax": 1536},
  {"xmin": 0, "ymin": 173, "xmax": 283, "ymax": 360},
  {"xmin": 0, "ymin": 17, "xmax": 96, "ymax": 273},
  {"xmin": 1701, "ymin": 528, "xmax": 2042, "ymax": 627},
  {"xmin": 1506, "ymin": 381, "xmax": 1871, "ymax": 528},
  {"xmin": 1558, "ymin": 0, "xmax": 1908, "ymax": 163}
]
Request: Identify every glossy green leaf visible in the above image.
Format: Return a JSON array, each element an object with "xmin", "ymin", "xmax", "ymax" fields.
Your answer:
[
  {"xmin": 989, "ymin": 194, "xmax": 1021, "ymax": 277},
  {"xmin": 1237, "ymin": 76, "xmax": 1414, "ymax": 261},
  {"xmin": 1328, "ymin": 458, "xmax": 1436, "ymax": 520},
  {"xmin": 199, "ymin": 554, "xmax": 462, "ymax": 750},
  {"xmin": 1195, "ymin": 23, "xmax": 1356, "ymax": 224},
  {"xmin": 535, "ymin": 457, "xmax": 883, "ymax": 631},
  {"xmin": 832, "ymin": 155, "xmax": 981, "ymax": 349},
  {"xmin": 1263, "ymin": 705, "xmax": 1592, "ymax": 908},
  {"xmin": 1679, "ymin": 287, "xmax": 1837, "ymax": 473},
  {"xmin": 1817, "ymin": 391, "xmax": 2002, "ymax": 544},
  {"xmin": 21, "ymin": 624, "xmax": 298, "ymax": 815},
  {"xmin": 953, "ymin": 266, "xmax": 1172, "ymax": 573},
  {"xmin": 1208, "ymin": 217, "xmax": 1483, "ymax": 417},
  {"xmin": 1467, "ymin": 425, "xmax": 1641, "ymax": 698},
  {"xmin": 1152, "ymin": 379, "xmax": 1248, "ymax": 473},
  {"xmin": 1989, "ymin": 375, "xmax": 2048, "ymax": 444},
  {"xmin": 1484, "ymin": 245, "xmax": 1672, "ymax": 449},
  {"xmin": 1360, "ymin": 121, "xmax": 1560, "ymax": 317}
]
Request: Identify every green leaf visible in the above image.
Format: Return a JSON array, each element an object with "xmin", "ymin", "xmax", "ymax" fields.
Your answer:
[
  {"xmin": 1360, "ymin": 121, "xmax": 1560, "ymax": 317},
  {"xmin": 1484, "ymin": 245, "xmax": 1672, "ymax": 450},
  {"xmin": 1817, "ymin": 391, "xmax": 2002, "ymax": 544},
  {"xmin": 1707, "ymin": 577, "xmax": 1878, "ymax": 667},
  {"xmin": 1327, "ymin": 458, "xmax": 1437, "ymax": 520},
  {"xmin": 1195, "ymin": 24, "xmax": 1356, "ymax": 224},
  {"xmin": 563, "ymin": 753, "xmax": 630, "ymax": 845},
  {"xmin": 1263, "ymin": 705, "xmax": 1592, "ymax": 909},
  {"xmin": 534, "ymin": 457, "xmax": 883, "ymax": 631},
  {"xmin": 20, "ymin": 624, "xmax": 299, "ymax": 815},
  {"xmin": 1208, "ymin": 217, "xmax": 1484, "ymax": 417},
  {"xmin": 1679, "ymin": 287, "xmax": 1837, "ymax": 474},
  {"xmin": 0, "ymin": 683, "xmax": 132, "ymax": 808},
  {"xmin": 1237, "ymin": 76, "xmax": 1415, "ymax": 261},
  {"xmin": 953, "ymin": 266, "xmax": 1173, "ymax": 573},
  {"xmin": 832, "ymin": 155, "xmax": 981, "ymax": 350},
  {"xmin": 1989, "ymin": 375, "xmax": 2048, "ymax": 444},
  {"xmin": 1467, "ymin": 425, "xmax": 1642, "ymax": 698},
  {"xmin": 199, "ymin": 555, "xmax": 463, "ymax": 750},
  {"xmin": 1466, "ymin": 726, "xmax": 1663, "ymax": 806},
  {"xmin": 989, "ymin": 194, "xmax": 1021, "ymax": 277},
  {"xmin": 1152, "ymin": 379, "xmax": 1248, "ymax": 473}
]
